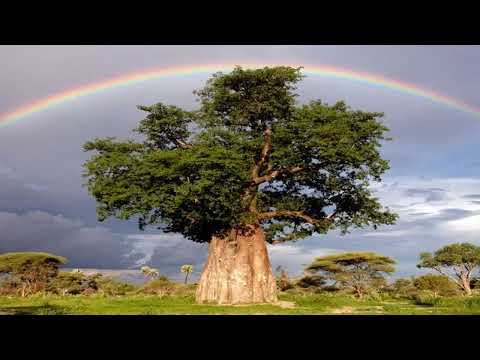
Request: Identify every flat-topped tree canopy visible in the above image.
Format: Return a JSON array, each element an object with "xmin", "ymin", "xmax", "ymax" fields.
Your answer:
[
  {"xmin": 0, "ymin": 252, "xmax": 67, "ymax": 272},
  {"xmin": 83, "ymin": 66, "xmax": 397, "ymax": 245},
  {"xmin": 306, "ymin": 252, "xmax": 396, "ymax": 274}
]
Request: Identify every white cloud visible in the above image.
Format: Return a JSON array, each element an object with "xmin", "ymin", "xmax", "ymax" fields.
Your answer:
[{"xmin": 441, "ymin": 214, "xmax": 480, "ymax": 234}]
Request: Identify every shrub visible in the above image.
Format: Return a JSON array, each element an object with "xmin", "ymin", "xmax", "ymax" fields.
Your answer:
[
  {"xmin": 137, "ymin": 277, "xmax": 196, "ymax": 297},
  {"xmin": 96, "ymin": 276, "xmax": 137, "ymax": 296},
  {"xmin": 413, "ymin": 274, "xmax": 459, "ymax": 297},
  {"xmin": 413, "ymin": 291, "xmax": 444, "ymax": 306},
  {"xmin": 387, "ymin": 278, "xmax": 417, "ymax": 298},
  {"xmin": 138, "ymin": 276, "xmax": 175, "ymax": 296},
  {"xmin": 46, "ymin": 272, "xmax": 100, "ymax": 295}
]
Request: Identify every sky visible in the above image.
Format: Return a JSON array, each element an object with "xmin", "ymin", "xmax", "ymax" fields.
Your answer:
[{"xmin": 0, "ymin": 45, "xmax": 479, "ymax": 281}]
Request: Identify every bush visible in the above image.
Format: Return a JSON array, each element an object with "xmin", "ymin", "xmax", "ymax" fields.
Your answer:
[
  {"xmin": 413, "ymin": 274, "xmax": 459, "ymax": 297},
  {"xmin": 138, "ymin": 276, "xmax": 176, "ymax": 296},
  {"xmin": 275, "ymin": 266, "xmax": 294, "ymax": 292},
  {"xmin": 136, "ymin": 276, "xmax": 196, "ymax": 298},
  {"xmin": 97, "ymin": 277, "xmax": 137, "ymax": 296},
  {"xmin": 46, "ymin": 272, "xmax": 100, "ymax": 295},
  {"xmin": 414, "ymin": 291, "xmax": 444, "ymax": 306},
  {"xmin": 387, "ymin": 278, "xmax": 418, "ymax": 299}
]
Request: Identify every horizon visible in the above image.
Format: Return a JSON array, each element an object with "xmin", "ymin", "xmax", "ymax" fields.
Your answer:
[{"xmin": 1, "ymin": 45, "xmax": 479, "ymax": 280}]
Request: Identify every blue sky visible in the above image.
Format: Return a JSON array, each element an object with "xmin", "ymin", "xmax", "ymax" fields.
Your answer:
[{"xmin": 0, "ymin": 45, "xmax": 479, "ymax": 280}]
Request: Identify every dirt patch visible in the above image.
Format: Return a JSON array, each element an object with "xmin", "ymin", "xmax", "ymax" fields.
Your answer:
[
  {"xmin": 275, "ymin": 300, "xmax": 296, "ymax": 309},
  {"xmin": 0, "ymin": 309, "xmax": 15, "ymax": 315},
  {"xmin": 331, "ymin": 306, "xmax": 356, "ymax": 314}
]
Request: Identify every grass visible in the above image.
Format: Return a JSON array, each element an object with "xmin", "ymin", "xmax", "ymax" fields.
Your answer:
[{"xmin": 1, "ymin": 292, "xmax": 480, "ymax": 315}]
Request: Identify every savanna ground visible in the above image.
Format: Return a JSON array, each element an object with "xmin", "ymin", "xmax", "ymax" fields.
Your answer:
[{"xmin": 1, "ymin": 291, "xmax": 480, "ymax": 315}]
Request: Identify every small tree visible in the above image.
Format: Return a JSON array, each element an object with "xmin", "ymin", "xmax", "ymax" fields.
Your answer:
[
  {"xmin": 305, "ymin": 252, "xmax": 396, "ymax": 298},
  {"xmin": 275, "ymin": 265, "xmax": 294, "ymax": 291},
  {"xmin": 0, "ymin": 252, "xmax": 67, "ymax": 297},
  {"xmin": 48, "ymin": 272, "xmax": 100, "ymax": 296},
  {"xmin": 417, "ymin": 243, "xmax": 480, "ymax": 296},
  {"xmin": 181, "ymin": 264, "xmax": 193, "ymax": 284},
  {"xmin": 413, "ymin": 274, "xmax": 459, "ymax": 297},
  {"xmin": 140, "ymin": 266, "xmax": 159, "ymax": 281},
  {"xmin": 388, "ymin": 278, "xmax": 416, "ymax": 298}
]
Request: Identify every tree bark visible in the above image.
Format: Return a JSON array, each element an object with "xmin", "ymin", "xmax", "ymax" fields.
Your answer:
[
  {"xmin": 461, "ymin": 275, "xmax": 472, "ymax": 296},
  {"xmin": 195, "ymin": 224, "xmax": 278, "ymax": 304}
]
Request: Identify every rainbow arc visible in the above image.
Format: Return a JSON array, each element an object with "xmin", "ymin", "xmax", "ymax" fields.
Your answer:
[{"xmin": 1, "ymin": 62, "xmax": 478, "ymax": 128}]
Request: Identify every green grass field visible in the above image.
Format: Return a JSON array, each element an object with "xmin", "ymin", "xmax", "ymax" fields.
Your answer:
[{"xmin": 1, "ymin": 292, "xmax": 480, "ymax": 315}]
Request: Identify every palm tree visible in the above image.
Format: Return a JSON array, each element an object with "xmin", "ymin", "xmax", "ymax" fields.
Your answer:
[
  {"xmin": 140, "ymin": 266, "xmax": 159, "ymax": 281},
  {"xmin": 181, "ymin": 264, "xmax": 193, "ymax": 284}
]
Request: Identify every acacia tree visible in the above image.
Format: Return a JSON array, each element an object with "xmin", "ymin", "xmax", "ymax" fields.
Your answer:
[
  {"xmin": 0, "ymin": 252, "xmax": 67, "ymax": 297},
  {"xmin": 82, "ymin": 66, "xmax": 397, "ymax": 304},
  {"xmin": 417, "ymin": 243, "xmax": 480, "ymax": 296},
  {"xmin": 305, "ymin": 252, "xmax": 396, "ymax": 298}
]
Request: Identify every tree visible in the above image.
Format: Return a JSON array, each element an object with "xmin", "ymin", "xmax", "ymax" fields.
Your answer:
[
  {"xmin": 82, "ymin": 66, "xmax": 397, "ymax": 304},
  {"xmin": 140, "ymin": 266, "xmax": 159, "ymax": 281},
  {"xmin": 295, "ymin": 274, "xmax": 327, "ymax": 290},
  {"xmin": 413, "ymin": 274, "xmax": 459, "ymax": 297},
  {"xmin": 389, "ymin": 277, "xmax": 416, "ymax": 297},
  {"xmin": 180, "ymin": 264, "xmax": 193, "ymax": 284},
  {"xmin": 417, "ymin": 243, "xmax": 480, "ymax": 296},
  {"xmin": 0, "ymin": 252, "xmax": 67, "ymax": 297},
  {"xmin": 305, "ymin": 252, "xmax": 396, "ymax": 298},
  {"xmin": 47, "ymin": 271, "xmax": 100, "ymax": 296},
  {"xmin": 275, "ymin": 265, "xmax": 294, "ymax": 291}
]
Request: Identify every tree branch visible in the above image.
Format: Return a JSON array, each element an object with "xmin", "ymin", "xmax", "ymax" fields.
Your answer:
[
  {"xmin": 432, "ymin": 266, "xmax": 461, "ymax": 287},
  {"xmin": 252, "ymin": 165, "xmax": 305, "ymax": 185},
  {"xmin": 258, "ymin": 209, "xmax": 336, "ymax": 225},
  {"xmin": 251, "ymin": 128, "xmax": 272, "ymax": 179},
  {"xmin": 175, "ymin": 139, "xmax": 192, "ymax": 149}
]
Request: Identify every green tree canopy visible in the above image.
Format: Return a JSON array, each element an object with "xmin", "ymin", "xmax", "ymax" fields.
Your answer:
[
  {"xmin": 83, "ymin": 66, "xmax": 396, "ymax": 245},
  {"xmin": 413, "ymin": 274, "xmax": 459, "ymax": 297},
  {"xmin": 0, "ymin": 252, "xmax": 67, "ymax": 297},
  {"xmin": 417, "ymin": 243, "xmax": 480, "ymax": 295},
  {"xmin": 305, "ymin": 252, "xmax": 396, "ymax": 297}
]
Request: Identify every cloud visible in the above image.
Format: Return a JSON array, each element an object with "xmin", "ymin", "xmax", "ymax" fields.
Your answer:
[
  {"xmin": 290, "ymin": 177, "xmax": 480, "ymax": 278},
  {"xmin": 463, "ymin": 194, "xmax": 480, "ymax": 200},
  {"xmin": 144, "ymin": 235, "xmax": 207, "ymax": 281},
  {"xmin": 404, "ymin": 188, "xmax": 448, "ymax": 202},
  {"xmin": 0, "ymin": 210, "xmax": 139, "ymax": 269},
  {"xmin": 268, "ymin": 244, "xmax": 342, "ymax": 275}
]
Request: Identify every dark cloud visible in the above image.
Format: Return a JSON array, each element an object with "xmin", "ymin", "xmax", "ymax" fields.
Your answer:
[
  {"xmin": 145, "ymin": 236, "xmax": 207, "ymax": 281},
  {"xmin": 463, "ymin": 194, "xmax": 480, "ymax": 199},
  {"xmin": 0, "ymin": 210, "xmax": 138, "ymax": 269}
]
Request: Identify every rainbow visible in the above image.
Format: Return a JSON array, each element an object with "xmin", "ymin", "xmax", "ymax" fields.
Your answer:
[{"xmin": 1, "ymin": 62, "xmax": 479, "ymax": 128}]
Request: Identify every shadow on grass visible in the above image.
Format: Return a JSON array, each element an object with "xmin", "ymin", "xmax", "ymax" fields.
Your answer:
[{"xmin": 0, "ymin": 304, "xmax": 67, "ymax": 315}]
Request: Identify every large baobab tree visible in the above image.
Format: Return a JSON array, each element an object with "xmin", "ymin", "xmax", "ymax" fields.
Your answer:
[{"xmin": 82, "ymin": 66, "xmax": 397, "ymax": 304}]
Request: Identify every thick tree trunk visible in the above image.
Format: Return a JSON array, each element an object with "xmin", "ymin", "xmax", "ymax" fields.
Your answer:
[{"xmin": 195, "ymin": 224, "xmax": 277, "ymax": 304}]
